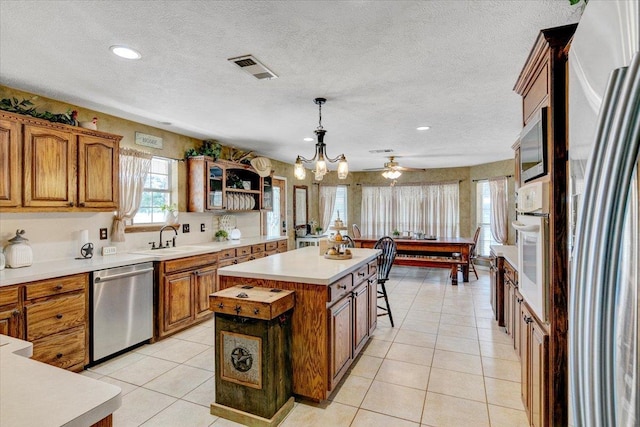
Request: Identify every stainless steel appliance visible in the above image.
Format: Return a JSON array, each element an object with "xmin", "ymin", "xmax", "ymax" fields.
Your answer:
[
  {"xmin": 569, "ymin": 1, "xmax": 639, "ymax": 425},
  {"xmin": 91, "ymin": 262, "xmax": 154, "ymax": 363}
]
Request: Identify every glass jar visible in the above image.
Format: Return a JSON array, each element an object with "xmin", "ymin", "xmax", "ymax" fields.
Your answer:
[{"xmin": 4, "ymin": 229, "xmax": 33, "ymax": 268}]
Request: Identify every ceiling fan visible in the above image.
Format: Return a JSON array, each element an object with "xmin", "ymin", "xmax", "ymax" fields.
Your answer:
[{"xmin": 366, "ymin": 156, "xmax": 425, "ymax": 179}]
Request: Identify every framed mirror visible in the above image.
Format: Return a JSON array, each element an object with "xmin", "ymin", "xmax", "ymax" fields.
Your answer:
[{"xmin": 293, "ymin": 185, "xmax": 308, "ymax": 227}]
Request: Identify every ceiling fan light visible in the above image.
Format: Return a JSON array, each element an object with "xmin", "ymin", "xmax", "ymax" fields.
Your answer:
[
  {"xmin": 337, "ymin": 156, "xmax": 348, "ymax": 179},
  {"xmin": 382, "ymin": 170, "xmax": 401, "ymax": 179}
]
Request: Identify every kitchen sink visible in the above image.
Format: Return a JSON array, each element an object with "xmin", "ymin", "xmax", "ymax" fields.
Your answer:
[{"xmin": 131, "ymin": 245, "xmax": 211, "ymax": 256}]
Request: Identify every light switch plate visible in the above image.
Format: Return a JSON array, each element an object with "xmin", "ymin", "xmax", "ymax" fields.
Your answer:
[
  {"xmin": 182, "ymin": 224, "xmax": 190, "ymax": 233},
  {"xmin": 99, "ymin": 228, "xmax": 108, "ymax": 240},
  {"xmin": 102, "ymin": 246, "xmax": 117, "ymax": 256}
]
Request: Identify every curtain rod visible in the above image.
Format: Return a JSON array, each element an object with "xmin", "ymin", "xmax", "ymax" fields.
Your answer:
[
  {"xmin": 357, "ymin": 179, "xmax": 462, "ymax": 187},
  {"xmin": 471, "ymin": 174, "xmax": 513, "ymax": 183},
  {"xmin": 312, "ymin": 183, "xmax": 350, "ymax": 186}
]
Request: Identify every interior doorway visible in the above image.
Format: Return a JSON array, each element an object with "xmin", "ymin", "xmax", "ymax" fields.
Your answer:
[{"xmin": 264, "ymin": 177, "xmax": 286, "ymax": 237}]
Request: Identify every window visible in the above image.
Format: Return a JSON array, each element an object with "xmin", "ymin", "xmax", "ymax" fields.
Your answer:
[
  {"xmin": 329, "ymin": 185, "xmax": 348, "ymax": 225},
  {"xmin": 132, "ymin": 157, "xmax": 178, "ymax": 225},
  {"xmin": 476, "ymin": 180, "xmax": 498, "ymax": 257}
]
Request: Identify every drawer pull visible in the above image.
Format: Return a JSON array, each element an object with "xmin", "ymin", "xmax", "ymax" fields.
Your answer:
[
  {"xmin": 337, "ymin": 284, "xmax": 347, "ymax": 290},
  {"xmin": 234, "ymin": 305, "xmax": 242, "ymax": 314},
  {"xmin": 358, "ymin": 272, "xmax": 365, "ymax": 277},
  {"xmin": 56, "ymin": 353, "xmax": 63, "ymax": 359},
  {"xmin": 56, "ymin": 314, "xmax": 63, "ymax": 319},
  {"xmin": 233, "ymin": 260, "xmax": 238, "ymax": 264},
  {"xmin": 11, "ymin": 309, "xmax": 20, "ymax": 316},
  {"xmin": 254, "ymin": 308, "xmax": 259, "ymax": 315},
  {"xmin": 516, "ymin": 297, "xmax": 523, "ymax": 303},
  {"xmin": 218, "ymin": 303, "xmax": 224, "ymax": 309},
  {"xmin": 55, "ymin": 284, "xmax": 63, "ymax": 291}
]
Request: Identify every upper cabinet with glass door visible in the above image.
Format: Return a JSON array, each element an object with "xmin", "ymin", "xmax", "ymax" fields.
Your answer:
[{"xmin": 187, "ymin": 157, "xmax": 268, "ymax": 212}]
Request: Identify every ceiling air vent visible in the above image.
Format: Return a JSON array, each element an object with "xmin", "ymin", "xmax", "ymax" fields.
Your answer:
[
  {"xmin": 228, "ymin": 55, "xmax": 278, "ymax": 80},
  {"xmin": 369, "ymin": 149, "xmax": 395, "ymax": 154}
]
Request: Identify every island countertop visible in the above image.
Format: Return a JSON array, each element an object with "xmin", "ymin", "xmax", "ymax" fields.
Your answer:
[{"xmin": 217, "ymin": 246, "xmax": 380, "ymax": 285}]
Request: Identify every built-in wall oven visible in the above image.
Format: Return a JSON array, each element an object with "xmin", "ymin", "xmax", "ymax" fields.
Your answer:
[{"xmin": 513, "ymin": 181, "xmax": 549, "ymax": 322}]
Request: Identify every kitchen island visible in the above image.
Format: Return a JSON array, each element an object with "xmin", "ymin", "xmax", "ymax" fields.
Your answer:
[{"xmin": 217, "ymin": 246, "xmax": 380, "ymax": 401}]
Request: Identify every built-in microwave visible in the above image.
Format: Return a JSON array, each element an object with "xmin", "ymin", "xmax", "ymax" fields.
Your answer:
[{"xmin": 513, "ymin": 182, "xmax": 549, "ymax": 323}]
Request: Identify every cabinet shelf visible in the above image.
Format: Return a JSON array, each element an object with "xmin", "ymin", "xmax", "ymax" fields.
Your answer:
[{"xmin": 225, "ymin": 188, "xmax": 260, "ymax": 194}]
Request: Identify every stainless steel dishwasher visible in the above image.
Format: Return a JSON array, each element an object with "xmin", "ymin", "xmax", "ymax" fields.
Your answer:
[{"xmin": 91, "ymin": 262, "xmax": 154, "ymax": 363}]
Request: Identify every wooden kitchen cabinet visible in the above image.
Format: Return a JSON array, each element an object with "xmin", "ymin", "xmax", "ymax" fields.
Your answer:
[
  {"xmin": 187, "ymin": 156, "xmax": 266, "ymax": 212},
  {"xmin": 520, "ymin": 301, "xmax": 549, "ymax": 427},
  {"xmin": 329, "ymin": 294, "xmax": 352, "ymax": 389},
  {"xmin": 158, "ymin": 252, "xmax": 218, "ymax": 338},
  {"xmin": 23, "ymin": 273, "xmax": 89, "ymax": 371},
  {"xmin": 0, "ymin": 117, "xmax": 21, "ymax": 208},
  {"xmin": 503, "ymin": 260, "xmax": 518, "ymax": 338},
  {"xmin": 352, "ymin": 281, "xmax": 369, "ymax": 355},
  {"xmin": 0, "ymin": 285, "xmax": 23, "ymax": 338},
  {"xmin": 489, "ymin": 249, "xmax": 505, "ymax": 326},
  {"xmin": 0, "ymin": 111, "xmax": 121, "ymax": 212}
]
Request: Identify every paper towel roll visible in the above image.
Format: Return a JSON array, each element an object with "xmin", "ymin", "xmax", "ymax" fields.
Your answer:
[{"xmin": 78, "ymin": 229, "xmax": 89, "ymax": 253}]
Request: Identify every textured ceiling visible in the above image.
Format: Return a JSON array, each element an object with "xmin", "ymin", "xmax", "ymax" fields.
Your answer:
[{"xmin": 0, "ymin": 1, "xmax": 583, "ymax": 172}]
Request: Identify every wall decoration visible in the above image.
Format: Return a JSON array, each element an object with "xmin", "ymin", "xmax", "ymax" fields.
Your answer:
[{"xmin": 135, "ymin": 132, "xmax": 163, "ymax": 149}]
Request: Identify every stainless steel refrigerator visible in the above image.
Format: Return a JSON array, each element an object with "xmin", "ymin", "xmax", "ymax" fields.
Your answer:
[{"xmin": 569, "ymin": 1, "xmax": 639, "ymax": 425}]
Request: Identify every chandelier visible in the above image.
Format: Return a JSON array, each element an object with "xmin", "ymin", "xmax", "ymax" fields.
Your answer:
[{"xmin": 294, "ymin": 98, "xmax": 348, "ymax": 181}]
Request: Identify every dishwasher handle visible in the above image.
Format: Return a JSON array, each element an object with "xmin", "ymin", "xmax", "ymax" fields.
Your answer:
[{"xmin": 94, "ymin": 267, "xmax": 154, "ymax": 283}]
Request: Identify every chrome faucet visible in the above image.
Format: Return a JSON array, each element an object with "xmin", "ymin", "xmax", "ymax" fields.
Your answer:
[{"xmin": 158, "ymin": 225, "xmax": 178, "ymax": 249}]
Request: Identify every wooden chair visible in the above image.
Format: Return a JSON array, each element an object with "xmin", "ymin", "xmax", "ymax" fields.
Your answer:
[
  {"xmin": 341, "ymin": 235, "xmax": 355, "ymax": 248},
  {"xmin": 352, "ymin": 224, "xmax": 361, "ymax": 238},
  {"xmin": 469, "ymin": 226, "xmax": 481, "ymax": 280},
  {"xmin": 374, "ymin": 236, "xmax": 397, "ymax": 327}
]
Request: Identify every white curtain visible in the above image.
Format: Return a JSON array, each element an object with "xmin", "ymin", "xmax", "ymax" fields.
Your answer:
[
  {"xmin": 489, "ymin": 177, "xmax": 508, "ymax": 244},
  {"xmin": 319, "ymin": 185, "xmax": 338, "ymax": 232},
  {"xmin": 111, "ymin": 148, "xmax": 152, "ymax": 242},
  {"xmin": 361, "ymin": 182, "xmax": 459, "ymax": 237}
]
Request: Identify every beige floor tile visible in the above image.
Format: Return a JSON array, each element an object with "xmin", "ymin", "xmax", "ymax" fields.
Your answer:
[
  {"xmin": 79, "ymin": 370, "xmax": 103, "ymax": 379},
  {"xmin": 439, "ymin": 313, "xmax": 477, "ymax": 327},
  {"xmin": 180, "ymin": 329, "xmax": 215, "ymax": 346},
  {"xmin": 394, "ymin": 329, "xmax": 437, "ymax": 348},
  {"xmin": 482, "ymin": 356, "xmax": 521, "ymax": 382},
  {"xmin": 475, "ymin": 317, "xmax": 500, "ymax": 329},
  {"xmin": 484, "ymin": 377, "xmax": 525, "ymax": 410},
  {"xmin": 422, "ymin": 392, "xmax": 490, "ymax": 427},
  {"xmin": 386, "ymin": 342, "xmax": 434, "ymax": 366},
  {"xmin": 435, "ymin": 335, "xmax": 480, "ymax": 355},
  {"xmin": 330, "ymin": 374, "xmax": 373, "ymax": 407},
  {"xmin": 375, "ymin": 359, "xmax": 430, "ymax": 390},
  {"xmin": 183, "ymin": 347, "xmax": 215, "ymax": 371},
  {"xmin": 404, "ymin": 309, "xmax": 442, "ymax": 323},
  {"xmin": 487, "ymin": 404, "xmax": 530, "ymax": 427},
  {"xmin": 143, "ymin": 364, "xmax": 213, "ymax": 398},
  {"xmin": 437, "ymin": 323, "xmax": 478, "ymax": 340},
  {"xmin": 427, "ymin": 368, "xmax": 486, "ymax": 402},
  {"xmin": 109, "ymin": 356, "xmax": 179, "ymax": 386},
  {"xmin": 370, "ymin": 325, "xmax": 399, "ymax": 342},
  {"xmin": 361, "ymin": 380, "xmax": 426, "ymax": 422},
  {"xmin": 98, "ymin": 376, "xmax": 139, "ymax": 396},
  {"xmin": 134, "ymin": 338, "xmax": 182, "ymax": 356},
  {"xmin": 210, "ymin": 417, "xmax": 246, "ymax": 426},
  {"xmin": 280, "ymin": 400, "xmax": 357, "ymax": 427},
  {"xmin": 141, "ymin": 399, "xmax": 217, "ymax": 426},
  {"xmin": 477, "ymin": 326, "xmax": 513, "ymax": 345},
  {"xmin": 475, "ymin": 308, "xmax": 495, "ymax": 319},
  {"xmin": 113, "ymin": 387, "xmax": 177, "ymax": 425},
  {"xmin": 151, "ymin": 340, "xmax": 211, "ymax": 364},
  {"xmin": 351, "ymin": 409, "xmax": 419, "ymax": 427},
  {"xmin": 479, "ymin": 341, "xmax": 519, "ymax": 361},
  {"xmin": 88, "ymin": 351, "xmax": 148, "ymax": 375},
  {"xmin": 431, "ymin": 350, "xmax": 483, "ymax": 375},
  {"xmin": 349, "ymin": 354, "xmax": 383, "ymax": 379},
  {"xmin": 362, "ymin": 338, "xmax": 392, "ymax": 358},
  {"xmin": 401, "ymin": 319, "xmax": 440, "ymax": 334},
  {"xmin": 182, "ymin": 377, "xmax": 216, "ymax": 407}
]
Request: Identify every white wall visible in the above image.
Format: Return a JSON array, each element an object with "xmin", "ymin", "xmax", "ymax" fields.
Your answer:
[{"xmin": 0, "ymin": 211, "xmax": 261, "ymax": 263}]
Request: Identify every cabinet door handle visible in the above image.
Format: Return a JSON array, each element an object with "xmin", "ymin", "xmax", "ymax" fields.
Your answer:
[
  {"xmin": 68, "ymin": 202, "xmax": 75, "ymax": 207},
  {"xmin": 358, "ymin": 272, "xmax": 365, "ymax": 277},
  {"xmin": 78, "ymin": 202, "xmax": 85, "ymax": 207},
  {"xmin": 234, "ymin": 305, "xmax": 242, "ymax": 314},
  {"xmin": 233, "ymin": 260, "xmax": 238, "ymax": 264},
  {"xmin": 56, "ymin": 353, "xmax": 63, "ymax": 359},
  {"xmin": 516, "ymin": 297, "xmax": 523, "ymax": 303},
  {"xmin": 523, "ymin": 315, "xmax": 532, "ymax": 324},
  {"xmin": 56, "ymin": 314, "xmax": 63, "ymax": 319},
  {"xmin": 253, "ymin": 308, "xmax": 259, "ymax": 315},
  {"xmin": 218, "ymin": 303, "xmax": 224, "ymax": 309},
  {"xmin": 55, "ymin": 284, "xmax": 63, "ymax": 291},
  {"xmin": 337, "ymin": 284, "xmax": 347, "ymax": 290},
  {"xmin": 11, "ymin": 309, "xmax": 20, "ymax": 316}
]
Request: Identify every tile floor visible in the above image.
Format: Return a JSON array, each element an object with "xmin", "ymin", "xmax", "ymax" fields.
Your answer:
[{"xmin": 83, "ymin": 266, "xmax": 529, "ymax": 426}]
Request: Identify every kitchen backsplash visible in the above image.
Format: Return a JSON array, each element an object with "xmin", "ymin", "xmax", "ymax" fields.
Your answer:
[{"xmin": 0, "ymin": 212, "xmax": 261, "ymax": 263}]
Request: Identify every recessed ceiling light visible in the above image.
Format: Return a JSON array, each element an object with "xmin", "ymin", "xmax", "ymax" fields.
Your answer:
[
  {"xmin": 110, "ymin": 45, "xmax": 142, "ymax": 60},
  {"xmin": 416, "ymin": 126, "xmax": 431, "ymax": 131},
  {"xmin": 303, "ymin": 137, "xmax": 314, "ymax": 142}
]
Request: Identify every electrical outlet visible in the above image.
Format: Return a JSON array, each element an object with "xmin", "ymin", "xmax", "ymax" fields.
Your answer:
[
  {"xmin": 102, "ymin": 246, "xmax": 117, "ymax": 256},
  {"xmin": 182, "ymin": 224, "xmax": 190, "ymax": 233},
  {"xmin": 200, "ymin": 223, "xmax": 206, "ymax": 232},
  {"xmin": 99, "ymin": 228, "xmax": 108, "ymax": 240}
]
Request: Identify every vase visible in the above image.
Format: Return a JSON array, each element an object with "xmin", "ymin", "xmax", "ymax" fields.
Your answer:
[{"xmin": 164, "ymin": 211, "xmax": 179, "ymax": 225}]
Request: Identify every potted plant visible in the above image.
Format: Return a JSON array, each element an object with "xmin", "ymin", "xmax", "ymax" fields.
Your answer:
[
  {"xmin": 315, "ymin": 226, "xmax": 323, "ymax": 235},
  {"xmin": 215, "ymin": 229, "xmax": 228, "ymax": 242},
  {"xmin": 161, "ymin": 203, "xmax": 178, "ymax": 225},
  {"xmin": 184, "ymin": 139, "xmax": 222, "ymax": 160},
  {"xmin": 392, "ymin": 229, "xmax": 400, "ymax": 237}
]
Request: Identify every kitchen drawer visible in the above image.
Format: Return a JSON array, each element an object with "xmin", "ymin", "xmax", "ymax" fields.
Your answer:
[
  {"xmin": 32, "ymin": 326, "xmax": 86, "ymax": 370},
  {"xmin": 25, "ymin": 274, "xmax": 86, "ymax": 300},
  {"xmin": 26, "ymin": 292, "xmax": 86, "ymax": 341},
  {"xmin": 277, "ymin": 239, "xmax": 287, "ymax": 249},
  {"xmin": 164, "ymin": 252, "xmax": 218, "ymax": 273},
  {"xmin": 219, "ymin": 248, "xmax": 235, "ymax": 260},
  {"xmin": 251, "ymin": 243, "xmax": 265, "ymax": 253},
  {"xmin": 265, "ymin": 241, "xmax": 278, "ymax": 251},
  {"xmin": 235, "ymin": 255, "xmax": 251, "ymax": 264},
  {"xmin": 236, "ymin": 246, "xmax": 251, "ymax": 257},
  {"xmin": 0, "ymin": 285, "xmax": 20, "ymax": 307},
  {"xmin": 368, "ymin": 261, "xmax": 377, "ymax": 277},
  {"xmin": 504, "ymin": 261, "xmax": 517, "ymax": 285},
  {"xmin": 218, "ymin": 258, "xmax": 235, "ymax": 268},
  {"xmin": 264, "ymin": 250, "xmax": 277, "ymax": 257},
  {"xmin": 353, "ymin": 264, "xmax": 370, "ymax": 286},
  {"xmin": 328, "ymin": 274, "xmax": 352, "ymax": 304},
  {"xmin": 249, "ymin": 252, "xmax": 265, "ymax": 260}
]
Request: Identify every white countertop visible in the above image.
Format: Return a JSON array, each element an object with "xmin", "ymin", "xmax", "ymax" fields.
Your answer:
[
  {"xmin": 490, "ymin": 244, "xmax": 518, "ymax": 269},
  {"xmin": 0, "ymin": 334, "xmax": 121, "ymax": 427},
  {"xmin": 218, "ymin": 246, "xmax": 381, "ymax": 285},
  {"xmin": 0, "ymin": 236, "xmax": 286, "ymax": 287}
]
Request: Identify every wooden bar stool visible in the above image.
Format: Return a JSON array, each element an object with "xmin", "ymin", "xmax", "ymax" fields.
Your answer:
[{"xmin": 374, "ymin": 236, "xmax": 397, "ymax": 327}]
